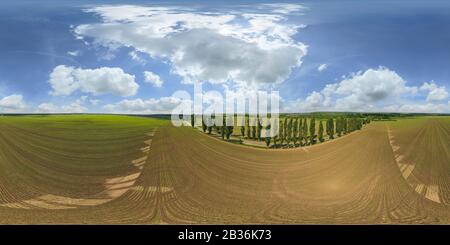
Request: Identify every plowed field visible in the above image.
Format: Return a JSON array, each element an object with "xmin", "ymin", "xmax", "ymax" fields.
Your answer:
[{"xmin": 0, "ymin": 115, "xmax": 448, "ymax": 224}]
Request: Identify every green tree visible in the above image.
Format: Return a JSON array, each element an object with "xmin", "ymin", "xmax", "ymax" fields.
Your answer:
[
  {"xmin": 255, "ymin": 117, "xmax": 259, "ymax": 140},
  {"xmin": 265, "ymin": 125, "xmax": 271, "ymax": 147},
  {"xmin": 265, "ymin": 136, "xmax": 271, "ymax": 147},
  {"xmin": 348, "ymin": 118, "xmax": 353, "ymax": 132},
  {"xmin": 296, "ymin": 118, "xmax": 301, "ymax": 146},
  {"xmin": 207, "ymin": 125, "xmax": 212, "ymax": 134},
  {"xmin": 272, "ymin": 135, "xmax": 278, "ymax": 147},
  {"xmin": 327, "ymin": 118, "xmax": 334, "ymax": 139},
  {"xmin": 246, "ymin": 116, "xmax": 251, "ymax": 138},
  {"xmin": 302, "ymin": 118, "xmax": 308, "ymax": 145},
  {"xmin": 206, "ymin": 117, "xmax": 213, "ymax": 134},
  {"xmin": 336, "ymin": 117, "xmax": 342, "ymax": 137},
  {"xmin": 225, "ymin": 115, "xmax": 234, "ymax": 140},
  {"xmin": 309, "ymin": 117, "xmax": 316, "ymax": 144},
  {"xmin": 344, "ymin": 118, "xmax": 349, "ymax": 134},
  {"xmin": 331, "ymin": 118, "xmax": 335, "ymax": 139},
  {"xmin": 251, "ymin": 121, "xmax": 256, "ymax": 139},
  {"xmin": 298, "ymin": 117, "xmax": 303, "ymax": 145},
  {"xmin": 279, "ymin": 119, "xmax": 285, "ymax": 145},
  {"xmin": 347, "ymin": 117, "xmax": 359, "ymax": 132},
  {"xmin": 326, "ymin": 118, "xmax": 330, "ymax": 138},
  {"xmin": 226, "ymin": 125, "xmax": 233, "ymax": 139},
  {"xmin": 257, "ymin": 117, "xmax": 263, "ymax": 141},
  {"xmin": 221, "ymin": 117, "xmax": 225, "ymax": 139},
  {"xmin": 211, "ymin": 115, "xmax": 217, "ymax": 133},
  {"xmin": 272, "ymin": 121, "xmax": 278, "ymax": 148},
  {"xmin": 202, "ymin": 116, "xmax": 207, "ymax": 132},
  {"xmin": 286, "ymin": 117, "xmax": 292, "ymax": 147},
  {"xmin": 191, "ymin": 114, "xmax": 195, "ymax": 128},
  {"xmin": 240, "ymin": 116, "xmax": 246, "ymax": 137},
  {"xmin": 318, "ymin": 120, "xmax": 324, "ymax": 142},
  {"xmin": 357, "ymin": 118, "xmax": 363, "ymax": 130},
  {"xmin": 284, "ymin": 118, "xmax": 288, "ymax": 146},
  {"xmin": 293, "ymin": 118, "xmax": 298, "ymax": 146}
]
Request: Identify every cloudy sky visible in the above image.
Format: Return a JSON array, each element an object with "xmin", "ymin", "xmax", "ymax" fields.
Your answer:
[{"xmin": 0, "ymin": 0, "xmax": 449, "ymax": 114}]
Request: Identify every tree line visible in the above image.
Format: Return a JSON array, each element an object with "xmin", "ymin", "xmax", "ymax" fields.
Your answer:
[
  {"xmin": 267, "ymin": 116, "xmax": 369, "ymax": 148},
  {"xmin": 193, "ymin": 114, "xmax": 370, "ymax": 148}
]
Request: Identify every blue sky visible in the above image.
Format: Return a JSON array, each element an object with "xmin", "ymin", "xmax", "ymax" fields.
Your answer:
[{"xmin": 0, "ymin": 0, "xmax": 449, "ymax": 113}]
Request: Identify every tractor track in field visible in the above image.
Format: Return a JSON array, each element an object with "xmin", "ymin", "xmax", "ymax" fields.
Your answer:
[
  {"xmin": 0, "ymin": 125, "xmax": 158, "ymax": 211},
  {"xmin": 0, "ymin": 116, "xmax": 448, "ymax": 224},
  {"xmin": 136, "ymin": 121, "xmax": 449, "ymax": 224},
  {"xmin": 387, "ymin": 119, "xmax": 450, "ymax": 206}
]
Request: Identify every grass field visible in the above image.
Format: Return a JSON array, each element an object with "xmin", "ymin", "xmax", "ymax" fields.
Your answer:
[{"xmin": 0, "ymin": 115, "xmax": 448, "ymax": 224}]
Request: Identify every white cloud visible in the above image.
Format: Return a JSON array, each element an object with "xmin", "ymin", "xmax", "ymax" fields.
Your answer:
[
  {"xmin": 36, "ymin": 97, "xmax": 88, "ymax": 113},
  {"xmin": 0, "ymin": 94, "xmax": 27, "ymax": 113},
  {"xmin": 77, "ymin": 95, "xmax": 88, "ymax": 104},
  {"xmin": 420, "ymin": 81, "xmax": 448, "ymax": 101},
  {"xmin": 36, "ymin": 103, "xmax": 59, "ymax": 113},
  {"xmin": 89, "ymin": 99, "xmax": 101, "ymax": 105},
  {"xmin": 335, "ymin": 67, "xmax": 417, "ymax": 101},
  {"xmin": 61, "ymin": 102, "xmax": 87, "ymax": 113},
  {"xmin": 143, "ymin": 71, "xmax": 163, "ymax": 87},
  {"xmin": 304, "ymin": 91, "xmax": 324, "ymax": 108},
  {"xmin": 67, "ymin": 50, "xmax": 81, "ymax": 56},
  {"xmin": 382, "ymin": 102, "xmax": 450, "ymax": 113},
  {"xmin": 103, "ymin": 96, "xmax": 182, "ymax": 114},
  {"xmin": 48, "ymin": 65, "xmax": 139, "ymax": 97},
  {"xmin": 329, "ymin": 67, "xmax": 417, "ymax": 110},
  {"xmin": 36, "ymin": 102, "xmax": 87, "ymax": 113},
  {"xmin": 48, "ymin": 65, "xmax": 79, "ymax": 96},
  {"xmin": 261, "ymin": 3, "xmax": 307, "ymax": 14},
  {"xmin": 74, "ymin": 4, "xmax": 307, "ymax": 87},
  {"xmin": 129, "ymin": 50, "xmax": 146, "ymax": 64},
  {"xmin": 284, "ymin": 67, "xmax": 426, "ymax": 112},
  {"xmin": 317, "ymin": 63, "xmax": 327, "ymax": 72}
]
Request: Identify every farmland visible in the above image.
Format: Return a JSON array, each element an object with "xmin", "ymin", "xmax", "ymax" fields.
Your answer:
[{"xmin": 0, "ymin": 115, "xmax": 448, "ymax": 224}]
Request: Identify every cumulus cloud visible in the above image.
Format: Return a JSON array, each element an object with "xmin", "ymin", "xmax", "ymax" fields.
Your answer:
[
  {"xmin": 284, "ymin": 67, "xmax": 423, "ymax": 112},
  {"xmin": 61, "ymin": 102, "xmax": 87, "ymax": 113},
  {"xmin": 317, "ymin": 63, "xmax": 327, "ymax": 72},
  {"xmin": 303, "ymin": 91, "xmax": 324, "ymax": 109},
  {"xmin": 335, "ymin": 67, "xmax": 417, "ymax": 102},
  {"xmin": 74, "ymin": 4, "xmax": 307, "ymax": 87},
  {"xmin": 420, "ymin": 81, "xmax": 448, "ymax": 101},
  {"xmin": 143, "ymin": 71, "xmax": 163, "ymax": 87},
  {"xmin": 36, "ymin": 103, "xmax": 59, "ymax": 113},
  {"xmin": 382, "ymin": 102, "xmax": 450, "ymax": 114},
  {"xmin": 0, "ymin": 94, "xmax": 27, "ymax": 113},
  {"xmin": 36, "ymin": 96, "xmax": 88, "ymax": 113},
  {"xmin": 48, "ymin": 65, "xmax": 138, "ymax": 96},
  {"xmin": 103, "ymin": 96, "xmax": 182, "ymax": 114},
  {"xmin": 37, "ymin": 102, "xmax": 87, "ymax": 113}
]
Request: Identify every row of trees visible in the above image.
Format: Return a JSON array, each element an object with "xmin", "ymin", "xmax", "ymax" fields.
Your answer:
[
  {"xmin": 273, "ymin": 116, "xmax": 368, "ymax": 147},
  {"xmin": 199, "ymin": 115, "xmax": 234, "ymax": 140},
  {"xmin": 195, "ymin": 114, "xmax": 370, "ymax": 148}
]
